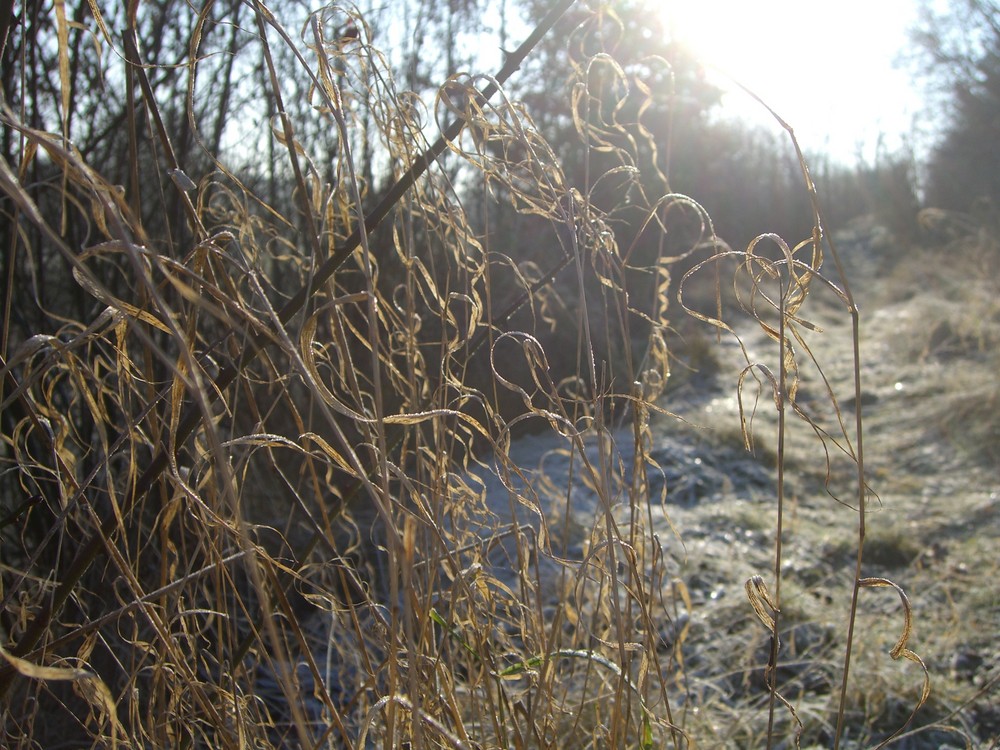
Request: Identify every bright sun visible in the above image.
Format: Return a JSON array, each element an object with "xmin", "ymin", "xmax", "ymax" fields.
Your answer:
[{"xmin": 657, "ymin": 0, "xmax": 921, "ymax": 162}]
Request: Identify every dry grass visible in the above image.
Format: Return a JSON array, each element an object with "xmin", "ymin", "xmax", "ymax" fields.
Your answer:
[{"xmin": 1, "ymin": 2, "xmax": 996, "ymax": 749}]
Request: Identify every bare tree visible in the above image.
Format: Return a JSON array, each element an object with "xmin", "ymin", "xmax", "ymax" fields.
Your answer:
[{"xmin": 911, "ymin": 0, "xmax": 1000, "ymax": 210}]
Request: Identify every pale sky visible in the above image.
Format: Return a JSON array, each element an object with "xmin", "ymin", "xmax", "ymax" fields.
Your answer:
[{"xmin": 660, "ymin": 0, "xmax": 927, "ymax": 165}]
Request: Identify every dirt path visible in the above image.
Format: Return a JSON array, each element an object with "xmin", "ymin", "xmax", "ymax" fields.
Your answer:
[
  {"xmin": 280, "ymin": 224, "xmax": 998, "ymax": 748},
  {"xmin": 457, "ymin": 223, "xmax": 1000, "ymax": 747},
  {"xmin": 657, "ymin": 225, "xmax": 1000, "ymax": 747}
]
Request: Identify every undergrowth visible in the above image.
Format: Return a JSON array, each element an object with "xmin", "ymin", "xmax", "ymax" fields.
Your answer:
[{"xmin": 0, "ymin": 2, "xmax": 988, "ymax": 748}]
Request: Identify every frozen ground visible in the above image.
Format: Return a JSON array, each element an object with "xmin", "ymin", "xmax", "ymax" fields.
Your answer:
[
  {"xmin": 461, "ymin": 220, "xmax": 1000, "ymax": 747},
  {"xmin": 271, "ymin": 221, "xmax": 999, "ymax": 747}
]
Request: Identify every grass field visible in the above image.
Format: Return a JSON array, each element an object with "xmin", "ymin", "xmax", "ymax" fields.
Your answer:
[{"xmin": 1, "ymin": 2, "xmax": 997, "ymax": 748}]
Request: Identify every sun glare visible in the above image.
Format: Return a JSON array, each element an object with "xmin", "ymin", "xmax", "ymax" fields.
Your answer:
[
  {"xmin": 661, "ymin": 2, "xmax": 825, "ymax": 105},
  {"xmin": 658, "ymin": 1, "xmax": 921, "ymax": 162}
]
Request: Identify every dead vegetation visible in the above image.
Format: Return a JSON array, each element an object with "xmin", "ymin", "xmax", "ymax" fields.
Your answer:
[{"xmin": 1, "ymin": 2, "xmax": 996, "ymax": 748}]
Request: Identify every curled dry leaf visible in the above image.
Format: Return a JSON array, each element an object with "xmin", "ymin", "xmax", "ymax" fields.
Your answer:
[
  {"xmin": 0, "ymin": 644, "xmax": 93, "ymax": 682},
  {"xmin": 859, "ymin": 576, "xmax": 932, "ymax": 749}
]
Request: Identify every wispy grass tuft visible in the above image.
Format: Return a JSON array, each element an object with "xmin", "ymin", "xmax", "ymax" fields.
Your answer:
[{"xmin": 2, "ymin": 2, "xmax": 993, "ymax": 749}]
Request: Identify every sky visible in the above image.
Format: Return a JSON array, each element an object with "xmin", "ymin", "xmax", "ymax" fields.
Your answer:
[{"xmin": 659, "ymin": 0, "xmax": 929, "ymax": 165}]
